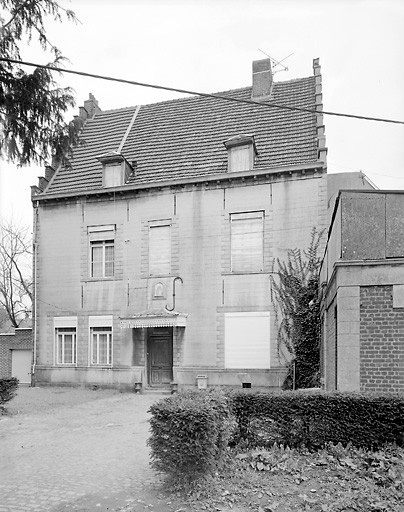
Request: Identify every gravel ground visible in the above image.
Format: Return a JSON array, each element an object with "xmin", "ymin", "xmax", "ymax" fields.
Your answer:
[
  {"xmin": 6, "ymin": 385, "xmax": 121, "ymax": 416},
  {"xmin": 0, "ymin": 385, "xmax": 183, "ymax": 512}
]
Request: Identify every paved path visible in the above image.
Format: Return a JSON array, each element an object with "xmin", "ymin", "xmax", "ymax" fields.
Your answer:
[{"xmin": 0, "ymin": 388, "xmax": 171, "ymax": 512}]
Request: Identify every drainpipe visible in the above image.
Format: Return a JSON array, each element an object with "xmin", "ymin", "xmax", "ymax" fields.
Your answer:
[
  {"xmin": 166, "ymin": 277, "xmax": 183, "ymax": 312},
  {"xmin": 32, "ymin": 201, "xmax": 39, "ymax": 386}
]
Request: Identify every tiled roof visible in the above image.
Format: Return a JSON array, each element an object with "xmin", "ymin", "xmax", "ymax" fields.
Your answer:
[{"xmin": 45, "ymin": 77, "xmax": 319, "ymax": 195}]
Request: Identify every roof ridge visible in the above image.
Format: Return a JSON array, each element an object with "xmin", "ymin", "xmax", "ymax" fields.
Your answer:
[
  {"xmin": 93, "ymin": 75, "xmax": 313, "ymax": 113},
  {"xmin": 93, "ymin": 105, "xmax": 139, "ymax": 117}
]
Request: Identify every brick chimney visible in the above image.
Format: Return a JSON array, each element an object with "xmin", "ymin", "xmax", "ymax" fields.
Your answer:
[
  {"xmin": 79, "ymin": 93, "xmax": 101, "ymax": 121},
  {"xmin": 251, "ymin": 58, "xmax": 273, "ymax": 101}
]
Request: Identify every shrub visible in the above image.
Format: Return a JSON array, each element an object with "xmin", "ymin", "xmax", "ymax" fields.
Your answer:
[
  {"xmin": 0, "ymin": 377, "xmax": 18, "ymax": 412},
  {"xmin": 230, "ymin": 389, "xmax": 404, "ymax": 450},
  {"xmin": 148, "ymin": 389, "xmax": 234, "ymax": 481}
]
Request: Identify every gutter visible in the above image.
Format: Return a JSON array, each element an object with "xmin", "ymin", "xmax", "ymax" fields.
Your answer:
[
  {"xmin": 32, "ymin": 161, "xmax": 326, "ymax": 204},
  {"xmin": 32, "ymin": 201, "xmax": 39, "ymax": 386}
]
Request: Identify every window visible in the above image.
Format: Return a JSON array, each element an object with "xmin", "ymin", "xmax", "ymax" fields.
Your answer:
[
  {"xmin": 224, "ymin": 312, "xmax": 270, "ymax": 369},
  {"xmin": 231, "ymin": 211, "xmax": 264, "ymax": 272},
  {"xmin": 149, "ymin": 223, "xmax": 171, "ymax": 275},
  {"xmin": 90, "ymin": 240, "xmax": 114, "ymax": 277},
  {"xmin": 224, "ymin": 134, "xmax": 257, "ymax": 173},
  {"xmin": 91, "ymin": 327, "xmax": 112, "ymax": 365},
  {"xmin": 97, "ymin": 151, "xmax": 132, "ymax": 188},
  {"xmin": 54, "ymin": 317, "xmax": 77, "ymax": 365},
  {"xmin": 88, "ymin": 225, "xmax": 115, "ymax": 278},
  {"xmin": 229, "ymin": 145, "xmax": 253, "ymax": 172},
  {"xmin": 89, "ymin": 316, "xmax": 113, "ymax": 366},
  {"xmin": 104, "ymin": 163, "xmax": 123, "ymax": 187}
]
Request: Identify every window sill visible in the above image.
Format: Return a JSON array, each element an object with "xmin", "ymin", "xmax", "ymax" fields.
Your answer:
[
  {"xmin": 146, "ymin": 274, "xmax": 172, "ymax": 279},
  {"xmin": 83, "ymin": 277, "xmax": 122, "ymax": 283},
  {"xmin": 222, "ymin": 271, "xmax": 270, "ymax": 275}
]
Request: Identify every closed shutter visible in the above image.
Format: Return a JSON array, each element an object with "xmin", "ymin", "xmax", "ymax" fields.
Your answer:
[
  {"xmin": 104, "ymin": 163, "xmax": 123, "ymax": 187},
  {"xmin": 149, "ymin": 224, "xmax": 171, "ymax": 275},
  {"xmin": 231, "ymin": 212, "xmax": 263, "ymax": 271},
  {"xmin": 229, "ymin": 146, "xmax": 252, "ymax": 172},
  {"xmin": 225, "ymin": 312, "xmax": 270, "ymax": 369}
]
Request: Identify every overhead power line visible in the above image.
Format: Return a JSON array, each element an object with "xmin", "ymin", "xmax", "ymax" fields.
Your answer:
[{"xmin": 1, "ymin": 57, "xmax": 404, "ymax": 126}]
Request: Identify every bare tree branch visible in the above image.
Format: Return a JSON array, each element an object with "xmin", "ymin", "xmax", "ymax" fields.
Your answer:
[{"xmin": 0, "ymin": 222, "xmax": 32, "ymax": 327}]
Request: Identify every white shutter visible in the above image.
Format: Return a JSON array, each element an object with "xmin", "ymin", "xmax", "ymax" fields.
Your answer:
[
  {"xmin": 88, "ymin": 225, "xmax": 115, "ymax": 241},
  {"xmin": 149, "ymin": 224, "xmax": 171, "ymax": 275},
  {"xmin": 225, "ymin": 312, "xmax": 270, "ymax": 369},
  {"xmin": 104, "ymin": 163, "xmax": 123, "ymax": 187},
  {"xmin": 89, "ymin": 315, "xmax": 113, "ymax": 327},
  {"xmin": 229, "ymin": 146, "xmax": 252, "ymax": 172},
  {"xmin": 231, "ymin": 212, "xmax": 263, "ymax": 271},
  {"xmin": 54, "ymin": 316, "xmax": 77, "ymax": 328}
]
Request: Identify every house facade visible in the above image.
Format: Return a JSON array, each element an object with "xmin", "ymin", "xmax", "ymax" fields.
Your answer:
[
  {"xmin": 31, "ymin": 58, "xmax": 328, "ymax": 390},
  {"xmin": 320, "ymin": 190, "xmax": 404, "ymax": 393}
]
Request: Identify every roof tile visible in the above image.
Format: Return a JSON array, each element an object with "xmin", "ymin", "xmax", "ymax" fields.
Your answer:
[{"xmin": 46, "ymin": 77, "xmax": 319, "ymax": 195}]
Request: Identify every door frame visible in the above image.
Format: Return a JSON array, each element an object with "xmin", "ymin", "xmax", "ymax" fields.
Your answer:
[{"xmin": 146, "ymin": 327, "xmax": 173, "ymax": 387}]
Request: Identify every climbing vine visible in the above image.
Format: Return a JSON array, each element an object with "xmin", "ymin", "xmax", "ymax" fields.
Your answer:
[{"xmin": 270, "ymin": 228, "xmax": 325, "ymax": 389}]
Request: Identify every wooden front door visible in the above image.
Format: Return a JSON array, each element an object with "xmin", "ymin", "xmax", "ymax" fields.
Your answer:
[{"xmin": 147, "ymin": 328, "xmax": 173, "ymax": 386}]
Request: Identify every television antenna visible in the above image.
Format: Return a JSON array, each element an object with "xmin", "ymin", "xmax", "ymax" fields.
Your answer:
[{"xmin": 258, "ymin": 49, "xmax": 294, "ymax": 75}]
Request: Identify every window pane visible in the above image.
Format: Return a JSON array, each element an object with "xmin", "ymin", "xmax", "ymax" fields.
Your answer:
[
  {"xmin": 149, "ymin": 225, "xmax": 171, "ymax": 275},
  {"xmin": 64, "ymin": 334, "xmax": 73, "ymax": 364},
  {"xmin": 231, "ymin": 214, "xmax": 263, "ymax": 271},
  {"xmin": 104, "ymin": 244, "xmax": 114, "ymax": 277},
  {"xmin": 57, "ymin": 334, "xmax": 63, "ymax": 364},
  {"xmin": 92, "ymin": 333, "xmax": 98, "ymax": 364},
  {"xmin": 98, "ymin": 334, "xmax": 108, "ymax": 364},
  {"xmin": 91, "ymin": 245, "xmax": 103, "ymax": 277}
]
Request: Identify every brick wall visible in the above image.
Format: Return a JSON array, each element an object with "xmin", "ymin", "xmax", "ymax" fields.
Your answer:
[
  {"xmin": 360, "ymin": 285, "xmax": 404, "ymax": 393},
  {"xmin": 0, "ymin": 328, "xmax": 33, "ymax": 378}
]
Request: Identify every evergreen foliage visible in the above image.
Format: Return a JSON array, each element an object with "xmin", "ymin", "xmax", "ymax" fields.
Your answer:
[
  {"xmin": 270, "ymin": 227, "xmax": 324, "ymax": 389},
  {"xmin": 230, "ymin": 390, "xmax": 404, "ymax": 450},
  {"xmin": 0, "ymin": 0, "xmax": 82, "ymax": 166},
  {"xmin": 0, "ymin": 377, "xmax": 18, "ymax": 413},
  {"xmin": 148, "ymin": 390, "xmax": 235, "ymax": 482}
]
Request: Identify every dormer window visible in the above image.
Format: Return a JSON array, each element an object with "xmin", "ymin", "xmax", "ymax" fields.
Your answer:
[
  {"xmin": 224, "ymin": 134, "xmax": 257, "ymax": 172},
  {"xmin": 97, "ymin": 151, "xmax": 132, "ymax": 188}
]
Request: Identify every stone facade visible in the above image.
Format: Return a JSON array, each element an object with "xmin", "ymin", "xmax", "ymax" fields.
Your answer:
[{"xmin": 33, "ymin": 172, "xmax": 327, "ymax": 389}]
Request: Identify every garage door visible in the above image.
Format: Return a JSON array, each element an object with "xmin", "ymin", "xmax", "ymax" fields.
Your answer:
[{"xmin": 11, "ymin": 350, "xmax": 32, "ymax": 384}]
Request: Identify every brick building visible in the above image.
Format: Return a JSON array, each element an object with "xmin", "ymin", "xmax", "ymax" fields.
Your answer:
[
  {"xmin": 31, "ymin": 58, "xmax": 328, "ymax": 390},
  {"xmin": 320, "ymin": 190, "xmax": 404, "ymax": 393},
  {"xmin": 0, "ymin": 327, "xmax": 33, "ymax": 384}
]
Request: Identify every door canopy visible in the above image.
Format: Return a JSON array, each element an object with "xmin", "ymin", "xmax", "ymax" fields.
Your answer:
[{"xmin": 120, "ymin": 308, "xmax": 187, "ymax": 329}]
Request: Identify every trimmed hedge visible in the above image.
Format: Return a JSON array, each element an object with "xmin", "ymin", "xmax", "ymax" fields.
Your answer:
[
  {"xmin": 0, "ymin": 377, "xmax": 18, "ymax": 411},
  {"xmin": 148, "ymin": 389, "xmax": 234, "ymax": 481},
  {"xmin": 230, "ymin": 390, "xmax": 404, "ymax": 449}
]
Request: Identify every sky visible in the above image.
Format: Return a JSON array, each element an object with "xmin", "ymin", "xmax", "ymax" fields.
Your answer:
[{"xmin": 1, "ymin": 0, "xmax": 404, "ymax": 229}]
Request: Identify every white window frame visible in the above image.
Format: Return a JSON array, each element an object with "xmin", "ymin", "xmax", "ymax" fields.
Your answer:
[
  {"xmin": 54, "ymin": 317, "xmax": 77, "ymax": 366},
  {"xmin": 224, "ymin": 311, "xmax": 270, "ymax": 369},
  {"xmin": 230, "ymin": 211, "xmax": 264, "ymax": 272},
  {"xmin": 89, "ymin": 316, "xmax": 113, "ymax": 367},
  {"xmin": 90, "ymin": 239, "xmax": 114, "ymax": 278},
  {"xmin": 88, "ymin": 225, "xmax": 115, "ymax": 279},
  {"xmin": 149, "ymin": 221, "xmax": 171, "ymax": 276}
]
